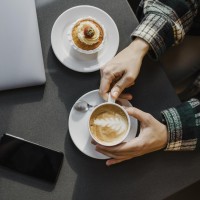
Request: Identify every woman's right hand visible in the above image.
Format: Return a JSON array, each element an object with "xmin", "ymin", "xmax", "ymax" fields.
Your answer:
[{"xmin": 99, "ymin": 37, "xmax": 149, "ymax": 101}]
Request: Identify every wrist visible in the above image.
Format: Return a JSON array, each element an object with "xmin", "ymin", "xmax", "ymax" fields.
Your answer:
[
  {"xmin": 160, "ymin": 124, "xmax": 168, "ymax": 149},
  {"xmin": 129, "ymin": 37, "xmax": 150, "ymax": 59}
]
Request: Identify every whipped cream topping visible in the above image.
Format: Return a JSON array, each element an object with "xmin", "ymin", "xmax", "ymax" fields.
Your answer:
[
  {"xmin": 93, "ymin": 114, "xmax": 128, "ymax": 136},
  {"xmin": 77, "ymin": 21, "xmax": 100, "ymax": 45}
]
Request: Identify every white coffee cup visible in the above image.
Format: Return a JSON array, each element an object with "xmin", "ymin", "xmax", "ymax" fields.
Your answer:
[{"xmin": 88, "ymin": 93, "xmax": 130, "ymax": 146}]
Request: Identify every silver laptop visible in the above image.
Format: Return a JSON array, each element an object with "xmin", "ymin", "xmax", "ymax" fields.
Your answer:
[{"xmin": 0, "ymin": 0, "xmax": 46, "ymax": 91}]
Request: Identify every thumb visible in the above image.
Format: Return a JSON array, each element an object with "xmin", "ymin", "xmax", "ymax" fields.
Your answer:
[
  {"xmin": 111, "ymin": 74, "xmax": 134, "ymax": 99},
  {"xmin": 125, "ymin": 107, "xmax": 150, "ymax": 123}
]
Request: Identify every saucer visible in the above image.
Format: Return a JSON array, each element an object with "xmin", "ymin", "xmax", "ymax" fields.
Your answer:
[
  {"xmin": 68, "ymin": 90, "xmax": 138, "ymax": 159},
  {"xmin": 51, "ymin": 5, "xmax": 119, "ymax": 73}
]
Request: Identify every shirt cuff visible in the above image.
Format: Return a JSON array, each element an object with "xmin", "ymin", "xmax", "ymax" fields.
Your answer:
[
  {"xmin": 161, "ymin": 99, "xmax": 200, "ymax": 151},
  {"xmin": 131, "ymin": 13, "xmax": 174, "ymax": 60}
]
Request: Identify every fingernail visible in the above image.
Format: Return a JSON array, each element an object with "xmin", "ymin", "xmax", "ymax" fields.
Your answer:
[
  {"xmin": 106, "ymin": 160, "xmax": 111, "ymax": 166},
  {"xmin": 112, "ymin": 91, "xmax": 118, "ymax": 98}
]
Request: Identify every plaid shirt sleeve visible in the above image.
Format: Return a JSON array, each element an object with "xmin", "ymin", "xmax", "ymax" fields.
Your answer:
[
  {"xmin": 131, "ymin": 0, "xmax": 199, "ymax": 59},
  {"xmin": 161, "ymin": 98, "xmax": 200, "ymax": 151}
]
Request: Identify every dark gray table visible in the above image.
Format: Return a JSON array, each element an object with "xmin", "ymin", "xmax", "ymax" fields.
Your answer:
[{"xmin": 0, "ymin": 0, "xmax": 200, "ymax": 199}]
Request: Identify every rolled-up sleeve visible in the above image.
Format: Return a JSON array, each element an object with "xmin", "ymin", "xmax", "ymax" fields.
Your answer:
[{"xmin": 131, "ymin": 0, "xmax": 198, "ymax": 59}]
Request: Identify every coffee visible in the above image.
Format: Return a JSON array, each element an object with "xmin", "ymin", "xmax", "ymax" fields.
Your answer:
[{"xmin": 89, "ymin": 104, "xmax": 129, "ymax": 145}]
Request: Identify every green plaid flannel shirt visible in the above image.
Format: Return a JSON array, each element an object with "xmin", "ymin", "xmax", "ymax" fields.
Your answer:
[{"xmin": 132, "ymin": 0, "xmax": 200, "ymax": 151}]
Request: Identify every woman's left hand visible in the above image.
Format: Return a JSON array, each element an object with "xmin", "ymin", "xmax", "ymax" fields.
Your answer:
[{"xmin": 94, "ymin": 107, "xmax": 168, "ymax": 166}]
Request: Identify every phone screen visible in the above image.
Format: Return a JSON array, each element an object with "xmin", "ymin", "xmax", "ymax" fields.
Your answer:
[{"xmin": 0, "ymin": 134, "xmax": 64, "ymax": 183}]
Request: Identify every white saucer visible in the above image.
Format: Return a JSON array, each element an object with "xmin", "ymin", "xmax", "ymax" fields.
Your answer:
[
  {"xmin": 68, "ymin": 90, "xmax": 138, "ymax": 159},
  {"xmin": 51, "ymin": 5, "xmax": 119, "ymax": 73}
]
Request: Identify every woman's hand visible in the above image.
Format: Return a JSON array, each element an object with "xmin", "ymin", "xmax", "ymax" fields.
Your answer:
[
  {"xmin": 99, "ymin": 38, "xmax": 149, "ymax": 100},
  {"xmin": 95, "ymin": 107, "xmax": 168, "ymax": 166}
]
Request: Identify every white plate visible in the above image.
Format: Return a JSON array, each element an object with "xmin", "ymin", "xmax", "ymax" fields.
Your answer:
[
  {"xmin": 68, "ymin": 90, "xmax": 138, "ymax": 159},
  {"xmin": 51, "ymin": 5, "xmax": 119, "ymax": 73}
]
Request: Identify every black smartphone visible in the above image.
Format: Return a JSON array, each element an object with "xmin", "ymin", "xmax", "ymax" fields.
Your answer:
[{"xmin": 0, "ymin": 133, "xmax": 64, "ymax": 183}]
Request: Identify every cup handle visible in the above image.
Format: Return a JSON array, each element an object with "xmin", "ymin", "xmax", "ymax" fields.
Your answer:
[{"xmin": 108, "ymin": 93, "xmax": 115, "ymax": 103}]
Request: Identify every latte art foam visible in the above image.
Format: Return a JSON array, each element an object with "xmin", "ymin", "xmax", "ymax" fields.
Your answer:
[
  {"xmin": 89, "ymin": 104, "xmax": 129, "ymax": 145},
  {"xmin": 93, "ymin": 115, "xmax": 127, "ymax": 135}
]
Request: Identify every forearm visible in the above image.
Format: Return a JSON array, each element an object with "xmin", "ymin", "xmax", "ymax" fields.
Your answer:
[{"xmin": 129, "ymin": 37, "xmax": 150, "ymax": 59}]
